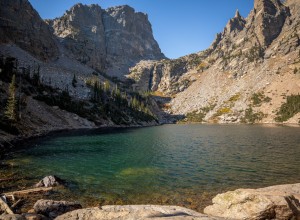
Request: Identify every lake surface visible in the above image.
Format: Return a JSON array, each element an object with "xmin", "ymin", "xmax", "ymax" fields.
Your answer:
[{"xmin": 2, "ymin": 124, "xmax": 300, "ymax": 211}]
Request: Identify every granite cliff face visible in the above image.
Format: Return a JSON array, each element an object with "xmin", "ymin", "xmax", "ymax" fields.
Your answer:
[
  {"xmin": 252, "ymin": 0, "xmax": 289, "ymax": 47},
  {"xmin": 128, "ymin": 0, "xmax": 300, "ymax": 124},
  {"xmin": 47, "ymin": 4, "xmax": 107, "ymax": 71},
  {"xmin": 48, "ymin": 4, "xmax": 165, "ymax": 77},
  {"xmin": 0, "ymin": 0, "xmax": 164, "ymax": 77},
  {"xmin": 0, "ymin": 0, "xmax": 59, "ymax": 60}
]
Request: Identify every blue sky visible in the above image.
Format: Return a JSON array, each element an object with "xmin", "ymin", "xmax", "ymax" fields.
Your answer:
[{"xmin": 29, "ymin": 0, "xmax": 253, "ymax": 59}]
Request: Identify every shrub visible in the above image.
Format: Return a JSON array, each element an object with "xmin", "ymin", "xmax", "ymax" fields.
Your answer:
[
  {"xmin": 242, "ymin": 107, "xmax": 265, "ymax": 124},
  {"xmin": 251, "ymin": 92, "xmax": 271, "ymax": 106},
  {"xmin": 216, "ymin": 107, "xmax": 231, "ymax": 115},
  {"xmin": 246, "ymin": 46, "xmax": 264, "ymax": 62},
  {"xmin": 183, "ymin": 104, "xmax": 216, "ymax": 123},
  {"xmin": 228, "ymin": 93, "xmax": 241, "ymax": 102},
  {"xmin": 275, "ymin": 94, "xmax": 300, "ymax": 122}
]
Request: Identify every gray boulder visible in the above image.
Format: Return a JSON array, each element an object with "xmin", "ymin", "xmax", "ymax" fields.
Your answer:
[
  {"xmin": 55, "ymin": 205, "xmax": 224, "ymax": 220},
  {"xmin": 34, "ymin": 200, "xmax": 81, "ymax": 219},
  {"xmin": 35, "ymin": 176, "xmax": 65, "ymax": 188},
  {"xmin": 204, "ymin": 183, "xmax": 300, "ymax": 220}
]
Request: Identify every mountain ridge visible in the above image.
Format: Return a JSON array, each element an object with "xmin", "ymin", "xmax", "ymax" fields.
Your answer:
[
  {"xmin": 0, "ymin": 0, "xmax": 299, "ymax": 128},
  {"xmin": 128, "ymin": 0, "xmax": 300, "ymax": 124},
  {"xmin": 47, "ymin": 2, "xmax": 165, "ymax": 77}
]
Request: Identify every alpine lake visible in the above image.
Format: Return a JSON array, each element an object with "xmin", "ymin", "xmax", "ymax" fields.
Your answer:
[{"xmin": 1, "ymin": 124, "xmax": 300, "ymax": 212}]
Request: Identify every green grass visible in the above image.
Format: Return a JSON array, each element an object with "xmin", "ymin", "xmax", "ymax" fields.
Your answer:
[{"xmin": 213, "ymin": 107, "xmax": 232, "ymax": 118}]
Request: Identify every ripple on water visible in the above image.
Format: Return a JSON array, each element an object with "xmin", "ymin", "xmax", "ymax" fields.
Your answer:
[{"xmin": 1, "ymin": 124, "xmax": 300, "ymax": 212}]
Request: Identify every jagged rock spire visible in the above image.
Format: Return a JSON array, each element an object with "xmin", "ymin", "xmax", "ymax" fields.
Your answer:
[
  {"xmin": 234, "ymin": 9, "xmax": 241, "ymax": 18},
  {"xmin": 222, "ymin": 9, "xmax": 246, "ymax": 36}
]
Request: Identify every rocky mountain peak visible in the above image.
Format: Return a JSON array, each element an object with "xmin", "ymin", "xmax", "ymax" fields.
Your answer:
[
  {"xmin": 105, "ymin": 5, "xmax": 148, "ymax": 20},
  {"xmin": 234, "ymin": 9, "xmax": 241, "ymax": 18},
  {"xmin": 209, "ymin": 10, "xmax": 246, "ymax": 51},
  {"xmin": 106, "ymin": 5, "xmax": 135, "ymax": 13},
  {"xmin": 49, "ymin": 3, "xmax": 164, "ymax": 77},
  {"xmin": 224, "ymin": 10, "xmax": 246, "ymax": 36},
  {"xmin": 68, "ymin": 2, "xmax": 102, "ymax": 12}
]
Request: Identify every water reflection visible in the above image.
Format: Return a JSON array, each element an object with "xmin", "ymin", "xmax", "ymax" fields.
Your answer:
[{"xmin": 1, "ymin": 124, "xmax": 300, "ymax": 211}]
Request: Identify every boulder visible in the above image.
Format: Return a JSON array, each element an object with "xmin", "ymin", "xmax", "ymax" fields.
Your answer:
[
  {"xmin": 33, "ymin": 200, "xmax": 81, "ymax": 219},
  {"xmin": 55, "ymin": 205, "xmax": 223, "ymax": 220},
  {"xmin": 0, "ymin": 214, "xmax": 25, "ymax": 220},
  {"xmin": 204, "ymin": 183, "xmax": 300, "ymax": 219},
  {"xmin": 35, "ymin": 176, "xmax": 65, "ymax": 188}
]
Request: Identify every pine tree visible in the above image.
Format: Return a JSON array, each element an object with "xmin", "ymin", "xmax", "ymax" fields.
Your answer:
[
  {"xmin": 72, "ymin": 74, "xmax": 77, "ymax": 87},
  {"xmin": 104, "ymin": 80, "xmax": 110, "ymax": 93},
  {"xmin": 32, "ymin": 63, "xmax": 40, "ymax": 86},
  {"xmin": 131, "ymin": 96, "xmax": 139, "ymax": 110},
  {"xmin": 5, "ymin": 75, "xmax": 18, "ymax": 121}
]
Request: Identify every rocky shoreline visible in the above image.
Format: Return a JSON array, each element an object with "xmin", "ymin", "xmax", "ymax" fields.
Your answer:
[{"xmin": 0, "ymin": 177, "xmax": 299, "ymax": 220}]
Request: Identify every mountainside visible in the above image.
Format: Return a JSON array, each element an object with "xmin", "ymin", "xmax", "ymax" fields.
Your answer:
[
  {"xmin": 47, "ymin": 3, "xmax": 165, "ymax": 77},
  {"xmin": 0, "ymin": 0, "xmax": 163, "ymax": 152},
  {"xmin": 0, "ymin": 0, "xmax": 59, "ymax": 60},
  {"xmin": 128, "ymin": 0, "xmax": 300, "ymax": 124}
]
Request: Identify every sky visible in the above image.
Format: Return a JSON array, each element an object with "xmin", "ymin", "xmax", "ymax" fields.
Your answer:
[{"xmin": 29, "ymin": 0, "xmax": 254, "ymax": 59}]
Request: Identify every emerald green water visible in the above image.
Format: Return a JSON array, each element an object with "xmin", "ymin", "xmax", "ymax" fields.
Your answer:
[{"xmin": 2, "ymin": 124, "xmax": 300, "ymax": 211}]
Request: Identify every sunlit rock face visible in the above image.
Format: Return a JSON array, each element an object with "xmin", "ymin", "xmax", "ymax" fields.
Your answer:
[
  {"xmin": 252, "ymin": 0, "xmax": 290, "ymax": 47},
  {"xmin": 49, "ymin": 4, "xmax": 165, "ymax": 77}
]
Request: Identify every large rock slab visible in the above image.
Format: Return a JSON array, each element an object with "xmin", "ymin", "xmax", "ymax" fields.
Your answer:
[
  {"xmin": 33, "ymin": 200, "xmax": 81, "ymax": 219},
  {"xmin": 0, "ymin": 214, "xmax": 25, "ymax": 220},
  {"xmin": 204, "ymin": 183, "xmax": 300, "ymax": 219},
  {"xmin": 55, "ymin": 205, "xmax": 223, "ymax": 220}
]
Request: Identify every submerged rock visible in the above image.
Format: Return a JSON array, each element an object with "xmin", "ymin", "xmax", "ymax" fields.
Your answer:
[
  {"xmin": 33, "ymin": 200, "xmax": 81, "ymax": 219},
  {"xmin": 204, "ymin": 183, "xmax": 300, "ymax": 219},
  {"xmin": 55, "ymin": 205, "xmax": 223, "ymax": 220},
  {"xmin": 22, "ymin": 213, "xmax": 49, "ymax": 220},
  {"xmin": 35, "ymin": 176, "xmax": 65, "ymax": 188}
]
